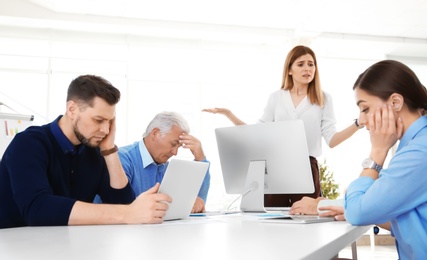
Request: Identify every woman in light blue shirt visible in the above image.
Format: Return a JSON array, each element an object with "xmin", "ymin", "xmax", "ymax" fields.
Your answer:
[{"xmin": 345, "ymin": 60, "xmax": 427, "ymax": 259}]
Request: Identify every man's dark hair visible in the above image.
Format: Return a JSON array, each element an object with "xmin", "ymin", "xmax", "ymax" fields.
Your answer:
[{"xmin": 67, "ymin": 75, "xmax": 120, "ymax": 107}]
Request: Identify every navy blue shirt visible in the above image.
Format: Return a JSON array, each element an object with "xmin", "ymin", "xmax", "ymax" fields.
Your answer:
[{"xmin": 0, "ymin": 116, "xmax": 134, "ymax": 228}]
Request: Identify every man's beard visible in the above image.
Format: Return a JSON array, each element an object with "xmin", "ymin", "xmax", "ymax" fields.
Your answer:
[{"xmin": 73, "ymin": 120, "xmax": 99, "ymax": 148}]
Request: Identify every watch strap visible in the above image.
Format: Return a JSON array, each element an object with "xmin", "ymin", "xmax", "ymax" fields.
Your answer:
[
  {"xmin": 363, "ymin": 157, "xmax": 382, "ymax": 172},
  {"xmin": 100, "ymin": 145, "xmax": 118, "ymax": 156},
  {"xmin": 372, "ymin": 162, "xmax": 382, "ymax": 172}
]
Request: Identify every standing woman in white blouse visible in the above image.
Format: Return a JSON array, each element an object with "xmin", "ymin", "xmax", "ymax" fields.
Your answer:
[{"xmin": 203, "ymin": 45, "xmax": 362, "ymax": 207}]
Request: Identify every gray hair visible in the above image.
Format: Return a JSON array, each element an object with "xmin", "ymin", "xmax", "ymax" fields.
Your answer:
[{"xmin": 143, "ymin": 111, "xmax": 190, "ymax": 137}]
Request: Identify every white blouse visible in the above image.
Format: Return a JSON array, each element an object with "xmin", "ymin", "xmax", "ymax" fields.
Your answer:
[{"xmin": 258, "ymin": 89, "xmax": 337, "ymax": 157}]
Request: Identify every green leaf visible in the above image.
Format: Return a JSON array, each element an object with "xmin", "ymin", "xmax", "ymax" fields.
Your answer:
[{"xmin": 319, "ymin": 159, "xmax": 340, "ymax": 199}]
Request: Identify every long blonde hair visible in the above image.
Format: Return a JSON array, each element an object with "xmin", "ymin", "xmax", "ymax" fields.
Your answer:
[{"xmin": 281, "ymin": 45, "xmax": 324, "ymax": 107}]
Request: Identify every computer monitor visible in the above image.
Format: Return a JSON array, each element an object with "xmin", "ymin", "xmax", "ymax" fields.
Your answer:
[{"xmin": 215, "ymin": 120, "xmax": 314, "ymax": 212}]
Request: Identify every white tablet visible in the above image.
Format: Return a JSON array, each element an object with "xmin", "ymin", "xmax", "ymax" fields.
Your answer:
[
  {"xmin": 158, "ymin": 159, "xmax": 209, "ymax": 221},
  {"xmin": 262, "ymin": 215, "xmax": 335, "ymax": 224}
]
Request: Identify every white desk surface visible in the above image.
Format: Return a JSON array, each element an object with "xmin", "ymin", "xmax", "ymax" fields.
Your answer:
[{"xmin": 0, "ymin": 213, "xmax": 370, "ymax": 260}]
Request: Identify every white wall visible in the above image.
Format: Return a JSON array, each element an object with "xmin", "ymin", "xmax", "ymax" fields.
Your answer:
[{"xmin": 1, "ymin": 25, "xmax": 426, "ymax": 210}]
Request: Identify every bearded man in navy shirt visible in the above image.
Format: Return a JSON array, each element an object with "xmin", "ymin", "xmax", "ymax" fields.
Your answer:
[{"xmin": 0, "ymin": 75, "xmax": 171, "ymax": 228}]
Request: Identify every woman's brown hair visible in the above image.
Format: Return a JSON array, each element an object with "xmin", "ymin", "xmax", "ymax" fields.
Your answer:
[{"xmin": 353, "ymin": 60, "xmax": 427, "ymax": 115}]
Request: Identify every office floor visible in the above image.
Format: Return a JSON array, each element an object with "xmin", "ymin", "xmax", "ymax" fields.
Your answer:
[{"xmin": 339, "ymin": 245, "xmax": 398, "ymax": 259}]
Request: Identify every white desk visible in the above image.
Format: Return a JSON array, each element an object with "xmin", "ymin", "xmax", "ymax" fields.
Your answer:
[{"xmin": 0, "ymin": 213, "xmax": 370, "ymax": 260}]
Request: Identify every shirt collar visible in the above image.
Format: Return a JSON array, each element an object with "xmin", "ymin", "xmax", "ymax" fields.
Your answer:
[
  {"xmin": 139, "ymin": 139, "xmax": 163, "ymax": 168},
  {"xmin": 398, "ymin": 115, "xmax": 427, "ymax": 151},
  {"xmin": 50, "ymin": 115, "xmax": 85, "ymax": 156}
]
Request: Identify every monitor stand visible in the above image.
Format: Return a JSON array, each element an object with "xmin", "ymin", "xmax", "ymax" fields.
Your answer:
[{"xmin": 240, "ymin": 160, "xmax": 266, "ymax": 212}]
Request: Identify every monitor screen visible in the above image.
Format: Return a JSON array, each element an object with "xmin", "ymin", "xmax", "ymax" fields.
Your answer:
[{"xmin": 215, "ymin": 120, "xmax": 314, "ymax": 196}]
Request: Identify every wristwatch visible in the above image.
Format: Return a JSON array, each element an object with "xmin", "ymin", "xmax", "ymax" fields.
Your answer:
[
  {"xmin": 362, "ymin": 157, "xmax": 382, "ymax": 172},
  {"xmin": 354, "ymin": 118, "xmax": 364, "ymax": 129}
]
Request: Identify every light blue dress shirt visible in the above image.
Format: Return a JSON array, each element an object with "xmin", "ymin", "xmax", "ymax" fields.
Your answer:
[
  {"xmin": 118, "ymin": 140, "xmax": 210, "ymax": 202},
  {"xmin": 345, "ymin": 116, "xmax": 427, "ymax": 259}
]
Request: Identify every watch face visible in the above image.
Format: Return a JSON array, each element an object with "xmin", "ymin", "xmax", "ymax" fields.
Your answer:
[
  {"xmin": 362, "ymin": 158, "xmax": 373, "ymax": 168},
  {"xmin": 362, "ymin": 158, "xmax": 382, "ymax": 172}
]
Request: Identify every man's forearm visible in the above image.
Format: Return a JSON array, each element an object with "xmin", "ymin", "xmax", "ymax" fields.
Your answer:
[
  {"xmin": 68, "ymin": 201, "xmax": 128, "ymax": 225},
  {"xmin": 102, "ymin": 152, "xmax": 129, "ymax": 189}
]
